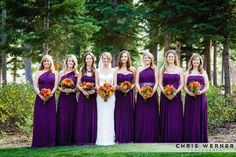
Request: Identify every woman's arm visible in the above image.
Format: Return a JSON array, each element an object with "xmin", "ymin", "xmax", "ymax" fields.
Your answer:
[
  {"xmin": 51, "ymin": 71, "xmax": 58, "ymax": 95},
  {"xmin": 198, "ymin": 71, "xmax": 209, "ymax": 95},
  {"xmin": 183, "ymin": 72, "xmax": 195, "ymax": 96},
  {"xmin": 135, "ymin": 68, "xmax": 141, "ymax": 93},
  {"xmin": 33, "ymin": 71, "xmax": 41, "ymax": 95},
  {"xmin": 175, "ymin": 68, "xmax": 184, "ymax": 94},
  {"xmin": 152, "ymin": 68, "xmax": 159, "ymax": 94},
  {"xmin": 76, "ymin": 71, "xmax": 89, "ymax": 96},
  {"xmin": 113, "ymin": 67, "xmax": 118, "ymax": 90}
]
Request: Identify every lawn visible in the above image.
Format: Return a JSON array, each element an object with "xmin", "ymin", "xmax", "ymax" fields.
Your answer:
[{"xmin": 0, "ymin": 144, "xmax": 235, "ymax": 157}]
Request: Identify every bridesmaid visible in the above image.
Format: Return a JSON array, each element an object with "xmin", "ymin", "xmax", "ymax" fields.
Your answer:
[
  {"xmin": 73, "ymin": 52, "xmax": 97, "ymax": 145},
  {"xmin": 32, "ymin": 55, "xmax": 58, "ymax": 147},
  {"xmin": 56, "ymin": 54, "xmax": 78, "ymax": 146},
  {"xmin": 184, "ymin": 53, "xmax": 209, "ymax": 143},
  {"xmin": 159, "ymin": 50, "xmax": 184, "ymax": 142},
  {"xmin": 134, "ymin": 52, "xmax": 160, "ymax": 143},
  {"xmin": 114, "ymin": 50, "xmax": 136, "ymax": 143}
]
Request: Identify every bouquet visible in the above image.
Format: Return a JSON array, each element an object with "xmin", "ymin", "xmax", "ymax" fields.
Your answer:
[
  {"xmin": 82, "ymin": 82, "xmax": 95, "ymax": 99},
  {"xmin": 40, "ymin": 88, "xmax": 51, "ymax": 104},
  {"xmin": 140, "ymin": 85, "xmax": 153, "ymax": 102},
  {"xmin": 97, "ymin": 82, "xmax": 115, "ymax": 102},
  {"xmin": 119, "ymin": 81, "xmax": 131, "ymax": 96},
  {"xmin": 61, "ymin": 78, "xmax": 75, "ymax": 95},
  {"xmin": 188, "ymin": 81, "xmax": 201, "ymax": 95},
  {"xmin": 164, "ymin": 84, "xmax": 176, "ymax": 96}
]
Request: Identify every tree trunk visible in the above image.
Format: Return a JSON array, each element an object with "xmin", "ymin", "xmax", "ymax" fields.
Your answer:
[
  {"xmin": 112, "ymin": 55, "xmax": 117, "ymax": 68},
  {"xmin": 164, "ymin": 34, "xmax": 170, "ymax": 54},
  {"xmin": 221, "ymin": 53, "xmax": 224, "ymax": 85},
  {"xmin": 223, "ymin": 38, "xmax": 231, "ymax": 96},
  {"xmin": 204, "ymin": 39, "xmax": 212, "ymax": 83},
  {"xmin": 176, "ymin": 41, "xmax": 181, "ymax": 62},
  {"xmin": 43, "ymin": 0, "xmax": 50, "ymax": 55},
  {"xmin": 213, "ymin": 43, "xmax": 217, "ymax": 86},
  {"xmin": 112, "ymin": 0, "xmax": 119, "ymax": 8},
  {"xmin": 1, "ymin": 50, "xmax": 7, "ymax": 84},
  {"xmin": 0, "ymin": 67, "xmax": 2, "ymax": 83},
  {"xmin": 149, "ymin": 45, "xmax": 157, "ymax": 63},
  {"xmin": 111, "ymin": 0, "xmax": 119, "ymax": 68},
  {"xmin": 1, "ymin": 9, "xmax": 7, "ymax": 84},
  {"xmin": 24, "ymin": 57, "xmax": 33, "ymax": 85},
  {"xmin": 185, "ymin": 45, "xmax": 193, "ymax": 70},
  {"xmin": 13, "ymin": 57, "xmax": 17, "ymax": 82}
]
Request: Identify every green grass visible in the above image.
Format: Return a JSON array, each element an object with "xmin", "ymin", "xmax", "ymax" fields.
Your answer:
[{"xmin": 0, "ymin": 144, "xmax": 235, "ymax": 157}]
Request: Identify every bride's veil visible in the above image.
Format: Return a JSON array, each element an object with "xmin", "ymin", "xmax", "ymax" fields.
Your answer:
[{"xmin": 98, "ymin": 54, "xmax": 112, "ymax": 71}]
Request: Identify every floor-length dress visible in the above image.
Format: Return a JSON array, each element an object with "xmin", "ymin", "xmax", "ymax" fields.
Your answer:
[
  {"xmin": 184, "ymin": 75, "xmax": 208, "ymax": 142},
  {"xmin": 56, "ymin": 71, "xmax": 77, "ymax": 145},
  {"xmin": 160, "ymin": 73, "xmax": 183, "ymax": 142},
  {"xmin": 73, "ymin": 75, "xmax": 97, "ymax": 145},
  {"xmin": 32, "ymin": 71, "xmax": 56, "ymax": 147},
  {"xmin": 96, "ymin": 68, "xmax": 116, "ymax": 145},
  {"xmin": 115, "ymin": 73, "xmax": 134, "ymax": 143},
  {"xmin": 134, "ymin": 67, "xmax": 160, "ymax": 142}
]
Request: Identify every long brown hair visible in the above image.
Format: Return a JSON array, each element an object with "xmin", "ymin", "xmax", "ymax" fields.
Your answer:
[
  {"xmin": 161, "ymin": 49, "xmax": 179, "ymax": 73},
  {"xmin": 117, "ymin": 50, "xmax": 133, "ymax": 73},
  {"xmin": 39, "ymin": 55, "xmax": 55, "ymax": 72},
  {"xmin": 81, "ymin": 52, "xmax": 96, "ymax": 76},
  {"xmin": 188, "ymin": 53, "xmax": 204, "ymax": 74}
]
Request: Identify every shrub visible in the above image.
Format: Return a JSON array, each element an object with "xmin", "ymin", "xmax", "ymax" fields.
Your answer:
[
  {"xmin": 0, "ymin": 83, "xmax": 35, "ymax": 133},
  {"xmin": 207, "ymin": 85, "xmax": 236, "ymax": 135}
]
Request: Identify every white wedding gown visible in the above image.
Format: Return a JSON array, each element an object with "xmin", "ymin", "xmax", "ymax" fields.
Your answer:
[{"xmin": 96, "ymin": 68, "xmax": 115, "ymax": 145}]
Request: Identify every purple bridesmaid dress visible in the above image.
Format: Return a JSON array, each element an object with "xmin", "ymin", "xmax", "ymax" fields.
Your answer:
[
  {"xmin": 115, "ymin": 73, "xmax": 134, "ymax": 143},
  {"xmin": 184, "ymin": 75, "xmax": 208, "ymax": 143},
  {"xmin": 134, "ymin": 67, "xmax": 160, "ymax": 143},
  {"xmin": 56, "ymin": 71, "xmax": 77, "ymax": 146},
  {"xmin": 73, "ymin": 75, "xmax": 97, "ymax": 145},
  {"xmin": 160, "ymin": 73, "xmax": 183, "ymax": 142},
  {"xmin": 32, "ymin": 71, "xmax": 56, "ymax": 147}
]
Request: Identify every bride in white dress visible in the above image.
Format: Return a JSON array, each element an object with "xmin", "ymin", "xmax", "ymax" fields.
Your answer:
[{"xmin": 95, "ymin": 52, "xmax": 115, "ymax": 145}]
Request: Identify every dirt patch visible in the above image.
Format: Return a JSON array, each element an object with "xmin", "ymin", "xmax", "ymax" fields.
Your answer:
[
  {"xmin": 1, "ymin": 123, "xmax": 236, "ymax": 147},
  {"xmin": 0, "ymin": 132, "xmax": 31, "ymax": 148}
]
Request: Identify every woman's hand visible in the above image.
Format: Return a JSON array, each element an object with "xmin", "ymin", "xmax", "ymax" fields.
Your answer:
[
  {"xmin": 195, "ymin": 90, "xmax": 202, "ymax": 95},
  {"xmin": 188, "ymin": 91, "xmax": 195, "ymax": 97},
  {"xmin": 82, "ymin": 89, "xmax": 89, "ymax": 96}
]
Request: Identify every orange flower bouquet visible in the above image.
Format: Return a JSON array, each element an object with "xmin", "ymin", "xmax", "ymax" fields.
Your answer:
[
  {"xmin": 40, "ymin": 88, "xmax": 51, "ymax": 104},
  {"xmin": 97, "ymin": 82, "xmax": 115, "ymax": 102},
  {"xmin": 164, "ymin": 84, "xmax": 176, "ymax": 96},
  {"xmin": 188, "ymin": 81, "xmax": 201, "ymax": 95},
  {"xmin": 61, "ymin": 78, "xmax": 75, "ymax": 95},
  {"xmin": 82, "ymin": 82, "xmax": 95, "ymax": 99},
  {"xmin": 119, "ymin": 81, "xmax": 131, "ymax": 96},
  {"xmin": 140, "ymin": 85, "xmax": 153, "ymax": 102}
]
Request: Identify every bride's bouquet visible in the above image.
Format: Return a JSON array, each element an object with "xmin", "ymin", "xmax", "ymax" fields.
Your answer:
[{"xmin": 97, "ymin": 82, "xmax": 115, "ymax": 102}]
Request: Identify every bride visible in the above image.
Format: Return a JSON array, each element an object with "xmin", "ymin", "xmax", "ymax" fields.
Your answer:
[{"xmin": 95, "ymin": 52, "xmax": 116, "ymax": 145}]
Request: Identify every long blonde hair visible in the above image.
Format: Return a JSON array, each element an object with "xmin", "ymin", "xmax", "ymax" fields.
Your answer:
[
  {"xmin": 143, "ymin": 52, "xmax": 156, "ymax": 69},
  {"xmin": 39, "ymin": 55, "xmax": 55, "ymax": 72},
  {"xmin": 188, "ymin": 53, "xmax": 204, "ymax": 74},
  {"xmin": 161, "ymin": 49, "xmax": 179, "ymax": 73},
  {"xmin": 63, "ymin": 54, "xmax": 78, "ymax": 74}
]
